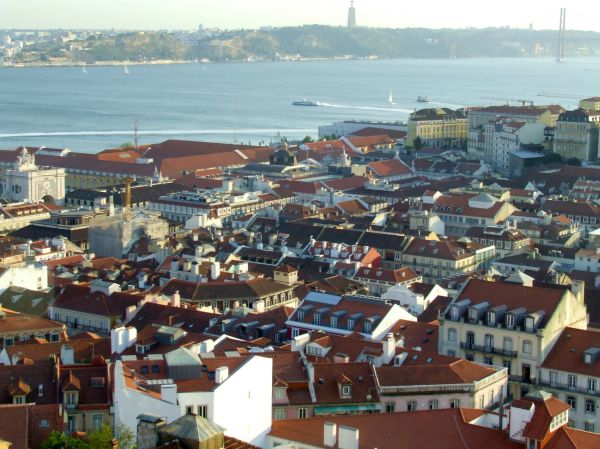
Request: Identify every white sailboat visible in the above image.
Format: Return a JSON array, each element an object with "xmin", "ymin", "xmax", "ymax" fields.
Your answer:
[
  {"xmin": 124, "ymin": 64, "xmax": 129, "ymax": 74},
  {"xmin": 82, "ymin": 63, "xmax": 87, "ymax": 74},
  {"xmin": 388, "ymin": 89, "xmax": 396, "ymax": 105}
]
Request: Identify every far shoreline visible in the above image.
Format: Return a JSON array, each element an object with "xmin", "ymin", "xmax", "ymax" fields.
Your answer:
[{"xmin": 3, "ymin": 55, "xmax": 600, "ymax": 69}]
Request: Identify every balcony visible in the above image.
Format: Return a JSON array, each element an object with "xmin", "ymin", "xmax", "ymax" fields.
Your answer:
[
  {"xmin": 460, "ymin": 342, "xmax": 518, "ymax": 357},
  {"xmin": 538, "ymin": 380, "xmax": 600, "ymax": 398}
]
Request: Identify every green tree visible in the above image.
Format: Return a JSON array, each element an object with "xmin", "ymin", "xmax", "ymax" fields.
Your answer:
[
  {"xmin": 413, "ymin": 136, "xmax": 423, "ymax": 151},
  {"xmin": 87, "ymin": 425, "xmax": 114, "ymax": 449},
  {"xmin": 302, "ymin": 135, "xmax": 314, "ymax": 143},
  {"xmin": 565, "ymin": 157, "xmax": 582, "ymax": 166},
  {"xmin": 40, "ymin": 432, "xmax": 88, "ymax": 449},
  {"xmin": 115, "ymin": 423, "xmax": 136, "ymax": 449}
]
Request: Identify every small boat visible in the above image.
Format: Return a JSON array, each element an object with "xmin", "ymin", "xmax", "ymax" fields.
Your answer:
[
  {"xmin": 388, "ymin": 89, "xmax": 396, "ymax": 105},
  {"xmin": 417, "ymin": 96, "xmax": 430, "ymax": 103},
  {"xmin": 82, "ymin": 63, "xmax": 87, "ymax": 74},
  {"xmin": 124, "ymin": 64, "xmax": 129, "ymax": 74},
  {"xmin": 293, "ymin": 99, "xmax": 319, "ymax": 107}
]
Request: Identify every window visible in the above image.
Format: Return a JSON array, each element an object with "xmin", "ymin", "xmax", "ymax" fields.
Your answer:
[
  {"xmin": 585, "ymin": 399, "xmax": 596, "ymax": 414},
  {"xmin": 450, "ymin": 399, "xmax": 461, "ymax": 408},
  {"xmin": 585, "ymin": 422, "xmax": 595, "ymax": 432},
  {"xmin": 588, "ymin": 378, "xmax": 596, "ymax": 392},
  {"xmin": 484, "ymin": 334, "xmax": 494, "ymax": 351},
  {"xmin": 330, "ymin": 317, "xmax": 338, "ymax": 328},
  {"xmin": 275, "ymin": 388, "xmax": 286, "ymax": 399},
  {"xmin": 298, "ymin": 408, "xmax": 307, "ymax": 419},
  {"xmin": 13, "ymin": 395, "xmax": 25, "ymax": 404},
  {"xmin": 297, "ymin": 311, "xmax": 305, "ymax": 320},
  {"xmin": 385, "ymin": 402, "xmax": 395, "ymax": 413},
  {"xmin": 38, "ymin": 385, "xmax": 44, "ymax": 397},
  {"xmin": 523, "ymin": 340, "xmax": 532, "ymax": 355},
  {"xmin": 429, "ymin": 400, "xmax": 439, "ymax": 410},
  {"xmin": 505, "ymin": 314, "xmax": 515, "ymax": 328},
  {"xmin": 67, "ymin": 416, "xmax": 76, "ymax": 433},
  {"xmin": 347, "ymin": 319, "xmax": 355, "ymax": 330},
  {"xmin": 484, "ymin": 356, "xmax": 493, "ymax": 365},
  {"xmin": 291, "ymin": 328, "xmax": 300, "ymax": 338},
  {"xmin": 92, "ymin": 415, "xmax": 103, "ymax": 431},
  {"xmin": 568, "ymin": 375, "xmax": 578, "ymax": 390},
  {"xmin": 341, "ymin": 385, "xmax": 352, "ymax": 397},
  {"xmin": 549, "ymin": 371, "xmax": 558, "ymax": 386},
  {"xmin": 186, "ymin": 406, "xmax": 194, "ymax": 415},
  {"xmin": 525, "ymin": 317, "xmax": 534, "ymax": 332},
  {"xmin": 313, "ymin": 314, "xmax": 321, "ymax": 325},
  {"xmin": 503, "ymin": 337, "xmax": 513, "ymax": 354},
  {"xmin": 486, "ymin": 311, "xmax": 495, "ymax": 325},
  {"xmin": 567, "ymin": 396, "xmax": 576, "ymax": 410},
  {"xmin": 274, "ymin": 408, "xmax": 285, "ymax": 420},
  {"xmin": 364, "ymin": 321, "xmax": 372, "ymax": 333},
  {"xmin": 407, "ymin": 401, "xmax": 417, "ymax": 412},
  {"xmin": 197, "ymin": 405, "xmax": 207, "ymax": 418},
  {"xmin": 447, "ymin": 328, "xmax": 457, "ymax": 342}
]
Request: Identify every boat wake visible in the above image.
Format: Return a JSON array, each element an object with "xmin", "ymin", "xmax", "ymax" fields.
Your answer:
[
  {"xmin": 318, "ymin": 102, "xmax": 413, "ymax": 113},
  {"xmin": 0, "ymin": 128, "xmax": 316, "ymax": 138}
]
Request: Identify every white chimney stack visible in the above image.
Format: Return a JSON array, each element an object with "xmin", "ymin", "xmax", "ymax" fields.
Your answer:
[
  {"xmin": 211, "ymin": 262, "xmax": 221, "ymax": 280},
  {"xmin": 171, "ymin": 291, "xmax": 181, "ymax": 308},
  {"xmin": 215, "ymin": 366, "xmax": 229, "ymax": 384},
  {"xmin": 338, "ymin": 426, "xmax": 359, "ymax": 449},
  {"xmin": 323, "ymin": 422, "xmax": 337, "ymax": 447},
  {"xmin": 160, "ymin": 384, "xmax": 178, "ymax": 404}
]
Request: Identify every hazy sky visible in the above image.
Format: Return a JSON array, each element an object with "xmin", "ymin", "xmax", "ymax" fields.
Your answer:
[{"xmin": 1, "ymin": 0, "xmax": 599, "ymax": 32}]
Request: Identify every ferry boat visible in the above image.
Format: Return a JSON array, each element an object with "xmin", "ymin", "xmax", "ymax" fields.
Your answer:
[
  {"xmin": 417, "ymin": 96, "xmax": 430, "ymax": 103},
  {"xmin": 293, "ymin": 99, "xmax": 319, "ymax": 107}
]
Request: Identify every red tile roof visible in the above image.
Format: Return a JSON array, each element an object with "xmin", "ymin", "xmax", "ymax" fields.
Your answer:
[
  {"xmin": 367, "ymin": 159, "xmax": 412, "ymax": 177},
  {"xmin": 268, "ymin": 408, "xmax": 523, "ymax": 449},
  {"xmin": 541, "ymin": 327, "xmax": 600, "ymax": 377}
]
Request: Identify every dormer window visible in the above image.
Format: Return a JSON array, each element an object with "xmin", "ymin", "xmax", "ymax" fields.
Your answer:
[
  {"xmin": 487, "ymin": 311, "xmax": 495, "ymax": 325},
  {"xmin": 468, "ymin": 308, "xmax": 478, "ymax": 322},
  {"xmin": 298, "ymin": 311, "xmax": 305, "ymax": 321},
  {"xmin": 364, "ymin": 321, "xmax": 372, "ymax": 333},
  {"xmin": 330, "ymin": 316, "xmax": 338, "ymax": 328},
  {"xmin": 505, "ymin": 314, "xmax": 515, "ymax": 329},
  {"xmin": 525, "ymin": 317, "xmax": 534, "ymax": 332},
  {"xmin": 347, "ymin": 319, "xmax": 355, "ymax": 330},
  {"xmin": 38, "ymin": 385, "xmax": 44, "ymax": 397},
  {"xmin": 313, "ymin": 314, "xmax": 321, "ymax": 325},
  {"xmin": 64, "ymin": 391, "xmax": 78, "ymax": 408},
  {"xmin": 450, "ymin": 306, "xmax": 459, "ymax": 320},
  {"xmin": 341, "ymin": 385, "xmax": 352, "ymax": 397},
  {"xmin": 13, "ymin": 395, "xmax": 25, "ymax": 404}
]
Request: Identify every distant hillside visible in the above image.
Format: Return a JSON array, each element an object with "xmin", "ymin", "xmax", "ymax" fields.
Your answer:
[
  {"xmin": 191, "ymin": 25, "xmax": 600, "ymax": 60},
  {"xmin": 13, "ymin": 26, "xmax": 600, "ymax": 65}
]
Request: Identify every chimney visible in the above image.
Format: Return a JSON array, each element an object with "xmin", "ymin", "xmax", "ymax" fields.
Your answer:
[
  {"xmin": 215, "ymin": 366, "xmax": 229, "ymax": 384},
  {"xmin": 171, "ymin": 291, "xmax": 181, "ymax": 308},
  {"xmin": 108, "ymin": 195, "xmax": 115, "ymax": 217},
  {"xmin": 383, "ymin": 332, "xmax": 396, "ymax": 364},
  {"xmin": 252, "ymin": 300, "xmax": 265, "ymax": 313},
  {"xmin": 191, "ymin": 262, "xmax": 200, "ymax": 276},
  {"xmin": 160, "ymin": 384, "xmax": 177, "ymax": 404},
  {"xmin": 323, "ymin": 422, "xmax": 337, "ymax": 447},
  {"xmin": 338, "ymin": 426, "xmax": 359, "ymax": 449},
  {"xmin": 60, "ymin": 345, "xmax": 75, "ymax": 365},
  {"xmin": 211, "ymin": 262, "xmax": 221, "ymax": 280}
]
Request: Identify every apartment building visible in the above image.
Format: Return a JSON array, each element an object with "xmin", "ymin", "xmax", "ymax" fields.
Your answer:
[
  {"xmin": 113, "ymin": 348, "xmax": 272, "ymax": 446},
  {"xmin": 554, "ymin": 109, "xmax": 600, "ymax": 161},
  {"xmin": 286, "ymin": 291, "xmax": 415, "ymax": 342},
  {"xmin": 438, "ymin": 278, "xmax": 588, "ymax": 398},
  {"xmin": 431, "ymin": 192, "xmax": 518, "ymax": 237},
  {"xmin": 539, "ymin": 327, "xmax": 600, "ymax": 433},
  {"xmin": 407, "ymin": 108, "xmax": 468, "ymax": 148},
  {"xmin": 375, "ymin": 348, "xmax": 508, "ymax": 413},
  {"xmin": 466, "ymin": 224, "xmax": 530, "ymax": 259},
  {"xmin": 401, "ymin": 237, "xmax": 495, "ymax": 284}
]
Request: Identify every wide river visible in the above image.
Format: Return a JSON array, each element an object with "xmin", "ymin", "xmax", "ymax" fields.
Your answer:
[{"xmin": 1, "ymin": 57, "xmax": 599, "ymax": 152}]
